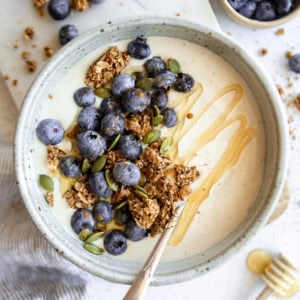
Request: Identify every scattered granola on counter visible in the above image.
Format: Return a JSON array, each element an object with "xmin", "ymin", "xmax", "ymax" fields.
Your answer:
[
  {"xmin": 44, "ymin": 46, "xmax": 54, "ymax": 58},
  {"xmin": 24, "ymin": 27, "xmax": 35, "ymax": 41},
  {"xmin": 45, "ymin": 191, "xmax": 54, "ymax": 207},
  {"xmin": 26, "ymin": 60, "xmax": 37, "ymax": 73},
  {"xmin": 21, "ymin": 51, "xmax": 31, "ymax": 59},
  {"xmin": 71, "ymin": 0, "xmax": 90, "ymax": 11}
]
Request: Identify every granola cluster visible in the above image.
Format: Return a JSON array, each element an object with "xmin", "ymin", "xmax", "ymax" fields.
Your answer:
[
  {"xmin": 47, "ymin": 146, "xmax": 66, "ymax": 172},
  {"xmin": 71, "ymin": 0, "xmax": 90, "ymax": 11},
  {"xmin": 85, "ymin": 46, "xmax": 130, "ymax": 88},
  {"xmin": 125, "ymin": 111, "xmax": 152, "ymax": 140}
]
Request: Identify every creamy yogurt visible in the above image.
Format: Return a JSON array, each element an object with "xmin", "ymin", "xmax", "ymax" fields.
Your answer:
[{"xmin": 34, "ymin": 36, "xmax": 265, "ymax": 262}]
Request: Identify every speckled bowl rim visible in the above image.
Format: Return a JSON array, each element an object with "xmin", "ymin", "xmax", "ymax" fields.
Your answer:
[{"xmin": 15, "ymin": 16, "xmax": 289, "ymax": 285}]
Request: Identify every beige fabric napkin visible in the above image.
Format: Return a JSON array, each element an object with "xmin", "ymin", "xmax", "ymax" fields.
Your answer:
[{"xmin": 0, "ymin": 142, "xmax": 89, "ymax": 299}]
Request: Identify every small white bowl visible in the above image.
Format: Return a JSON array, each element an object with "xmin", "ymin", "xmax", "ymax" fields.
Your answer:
[
  {"xmin": 220, "ymin": 0, "xmax": 300, "ymax": 28},
  {"xmin": 14, "ymin": 16, "xmax": 289, "ymax": 285}
]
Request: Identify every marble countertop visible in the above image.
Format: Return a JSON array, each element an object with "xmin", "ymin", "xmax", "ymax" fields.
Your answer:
[{"xmin": 1, "ymin": 1, "xmax": 300, "ymax": 299}]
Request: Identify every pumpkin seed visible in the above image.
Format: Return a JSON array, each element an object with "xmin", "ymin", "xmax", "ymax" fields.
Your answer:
[
  {"xmin": 39, "ymin": 174, "xmax": 54, "ymax": 192},
  {"xmin": 160, "ymin": 136, "xmax": 173, "ymax": 153},
  {"xmin": 132, "ymin": 71, "xmax": 146, "ymax": 82},
  {"xmin": 105, "ymin": 170, "xmax": 118, "ymax": 192},
  {"xmin": 92, "ymin": 155, "xmax": 107, "ymax": 173},
  {"xmin": 78, "ymin": 228, "xmax": 91, "ymax": 241},
  {"xmin": 94, "ymin": 87, "xmax": 111, "ymax": 98},
  {"xmin": 83, "ymin": 243, "xmax": 104, "ymax": 255},
  {"xmin": 107, "ymin": 134, "xmax": 121, "ymax": 152},
  {"xmin": 85, "ymin": 231, "xmax": 105, "ymax": 243},
  {"xmin": 153, "ymin": 105, "xmax": 160, "ymax": 117},
  {"xmin": 168, "ymin": 58, "xmax": 180, "ymax": 74},
  {"xmin": 136, "ymin": 78, "xmax": 155, "ymax": 90},
  {"xmin": 133, "ymin": 185, "xmax": 148, "ymax": 195},
  {"xmin": 81, "ymin": 159, "xmax": 91, "ymax": 174},
  {"xmin": 142, "ymin": 130, "xmax": 161, "ymax": 144},
  {"xmin": 152, "ymin": 115, "xmax": 164, "ymax": 126},
  {"xmin": 133, "ymin": 189, "xmax": 148, "ymax": 199},
  {"xmin": 115, "ymin": 200, "xmax": 128, "ymax": 210}
]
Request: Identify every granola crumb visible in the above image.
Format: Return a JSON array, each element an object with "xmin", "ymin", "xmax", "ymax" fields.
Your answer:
[
  {"xmin": 47, "ymin": 145, "xmax": 66, "ymax": 172},
  {"xmin": 63, "ymin": 175, "xmax": 98, "ymax": 208},
  {"xmin": 13, "ymin": 43, "xmax": 19, "ymax": 49},
  {"xmin": 292, "ymin": 95, "xmax": 300, "ymax": 110},
  {"xmin": 45, "ymin": 191, "xmax": 54, "ymax": 207},
  {"xmin": 108, "ymin": 21, "xmax": 112, "ymax": 24},
  {"xmin": 85, "ymin": 46, "xmax": 130, "ymax": 88},
  {"xmin": 286, "ymin": 51, "xmax": 293, "ymax": 59},
  {"xmin": 275, "ymin": 28, "xmax": 285, "ymax": 35},
  {"xmin": 187, "ymin": 113, "xmax": 193, "ymax": 119},
  {"xmin": 125, "ymin": 111, "xmax": 152, "ymax": 140},
  {"xmin": 260, "ymin": 48, "xmax": 268, "ymax": 56},
  {"xmin": 44, "ymin": 46, "xmax": 54, "ymax": 58},
  {"xmin": 3, "ymin": 74, "xmax": 9, "ymax": 80},
  {"xmin": 71, "ymin": 0, "xmax": 90, "ymax": 11},
  {"xmin": 26, "ymin": 60, "xmax": 37, "ymax": 72},
  {"xmin": 276, "ymin": 85, "xmax": 284, "ymax": 96},
  {"xmin": 48, "ymin": 94, "xmax": 53, "ymax": 99},
  {"xmin": 176, "ymin": 12, "xmax": 181, "ymax": 16},
  {"xmin": 21, "ymin": 51, "xmax": 31, "ymax": 59},
  {"xmin": 12, "ymin": 79, "xmax": 18, "ymax": 86},
  {"xmin": 24, "ymin": 27, "xmax": 35, "ymax": 41},
  {"xmin": 33, "ymin": 0, "xmax": 47, "ymax": 16}
]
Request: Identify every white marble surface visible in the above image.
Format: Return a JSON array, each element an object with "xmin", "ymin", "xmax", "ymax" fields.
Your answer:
[{"xmin": 1, "ymin": 1, "xmax": 300, "ymax": 299}]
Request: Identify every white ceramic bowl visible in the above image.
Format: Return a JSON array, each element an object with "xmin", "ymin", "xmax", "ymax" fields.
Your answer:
[{"xmin": 15, "ymin": 17, "xmax": 288, "ymax": 285}]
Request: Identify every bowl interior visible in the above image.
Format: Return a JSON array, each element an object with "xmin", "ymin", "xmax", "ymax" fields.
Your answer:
[{"xmin": 15, "ymin": 17, "xmax": 288, "ymax": 285}]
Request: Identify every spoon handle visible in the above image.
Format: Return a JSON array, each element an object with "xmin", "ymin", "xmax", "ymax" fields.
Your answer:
[
  {"xmin": 256, "ymin": 286, "xmax": 272, "ymax": 300},
  {"xmin": 123, "ymin": 204, "xmax": 185, "ymax": 300}
]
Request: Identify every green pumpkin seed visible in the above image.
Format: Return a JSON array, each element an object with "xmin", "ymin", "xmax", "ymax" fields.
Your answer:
[
  {"xmin": 160, "ymin": 136, "xmax": 173, "ymax": 153},
  {"xmin": 133, "ymin": 185, "xmax": 148, "ymax": 195},
  {"xmin": 136, "ymin": 78, "xmax": 155, "ymax": 90},
  {"xmin": 115, "ymin": 200, "xmax": 127, "ymax": 210},
  {"xmin": 105, "ymin": 170, "xmax": 118, "ymax": 192},
  {"xmin": 83, "ymin": 243, "xmax": 104, "ymax": 255},
  {"xmin": 94, "ymin": 87, "xmax": 111, "ymax": 98},
  {"xmin": 142, "ymin": 130, "xmax": 161, "ymax": 144},
  {"xmin": 168, "ymin": 58, "xmax": 180, "ymax": 74},
  {"xmin": 85, "ymin": 231, "xmax": 105, "ymax": 243},
  {"xmin": 132, "ymin": 71, "xmax": 146, "ymax": 82},
  {"xmin": 81, "ymin": 159, "xmax": 91, "ymax": 174},
  {"xmin": 133, "ymin": 189, "xmax": 148, "ymax": 199},
  {"xmin": 78, "ymin": 228, "xmax": 91, "ymax": 241},
  {"xmin": 152, "ymin": 115, "xmax": 164, "ymax": 126},
  {"xmin": 92, "ymin": 155, "xmax": 107, "ymax": 173},
  {"xmin": 39, "ymin": 174, "xmax": 54, "ymax": 192},
  {"xmin": 107, "ymin": 134, "xmax": 121, "ymax": 152},
  {"xmin": 153, "ymin": 105, "xmax": 160, "ymax": 117}
]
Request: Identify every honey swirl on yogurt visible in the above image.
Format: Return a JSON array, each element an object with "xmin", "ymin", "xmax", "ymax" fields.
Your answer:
[{"xmin": 167, "ymin": 83, "xmax": 256, "ymax": 245}]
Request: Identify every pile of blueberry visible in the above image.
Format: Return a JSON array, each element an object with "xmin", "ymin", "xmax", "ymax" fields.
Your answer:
[
  {"xmin": 228, "ymin": 0, "xmax": 295, "ymax": 21},
  {"xmin": 36, "ymin": 36, "xmax": 195, "ymax": 256}
]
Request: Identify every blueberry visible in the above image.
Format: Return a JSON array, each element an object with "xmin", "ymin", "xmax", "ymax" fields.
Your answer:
[
  {"xmin": 93, "ymin": 200, "xmax": 113, "ymax": 224},
  {"xmin": 77, "ymin": 130, "xmax": 107, "ymax": 159},
  {"xmin": 73, "ymin": 87, "xmax": 95, "ymax": 107},
  {"xmin": 113, "ymin": 161, "xmax": 141, "ymax": 185},
  {"xmin": 155, "ymin": 70, "xmax": 176, "ymax": 90},
  {"xmin": 228, "ymin": 0, "xmax": 248, "ymax": 10},
  {"xmin": 59, "ymin": 24, "xmax": 79, "ymax": 46},
  {"xmin": 162, "ymin": 108, "xmax": 177, "ymax": 128},
  {"xmin": 118, "ymin": 135, "xmax": 142, "ymax": 160},
  {"xmin": 99, "ymin": 97, "xmax": 122, "ymax": 115},
  {"xmin": 103, "ymin": 230, "xmax": 127, "ymax": 256},
  {"xmin": 48, "ymin": 0, "xmax": 71, "ymax": 20},
  {"xmin": 151, "ymin": 90, "xmax": 168, "ymax": 109},
  {"xmin": 289, "ymin": 54, "xmax": 300, "ymax": 73},
  {"xmin": 59, "ymin": 156, "xmax": 82, "ymax": 178},
  {"xmin": 114, "ymin": 205, "xmax": 132, "ymax": 225},
  {"xmin": 127, "ymin": 37, "xmax": 151, "ymax": 60},
  {"xmin": 111, "ymin": 74, "xmax": 135, "ymax": 96},
  {"xmin": 174, "ymin": 73, "xmax": 195, "ymax": 92},
  {"xmin": 144, "ymin": 56, "xmax": 166, "ymax": 77},
  {"xmin": 122, "ymin": 88, "xmax": 150, "ymax": 113},
  {"xmin": 36, "ymin": 119, "xmax": 64, "ymax": 145},
  {"xmin": 71, "ymin": 209, "xmax": 95, "ymax": 234},
  {"xmin": 124, "ymin": 219, "xmax": 148, "ymax": 241},
  {"xmin": 88, "ymin": 172, "xmax": 114, "ymax": 198},
  {"xmin": 255, "ymin": 1, "xmax": 277, "ymax": 21},
  {"xmin": 277, "ymin": 0, "xmax": 294, "ymax": 15},
  {"xmin": 77, "ymin": 107, "xmax": 101, "ymax": 132},
  {"xmin": 239, "ymin": 1, "xmax": 257, "ymax": 18},
  {"xmin": 101, "ymin": 113, "xmax": 124, "ymax": 137}
]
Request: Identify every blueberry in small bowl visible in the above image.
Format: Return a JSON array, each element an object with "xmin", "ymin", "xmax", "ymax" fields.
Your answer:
[
  {"xmin": 59, "ymin": 156, "xmax": 82, "ymax": 178},
  {"xmin": 36, "ymin": 119, "xmax": 64, "ymax": 145},
  {"xmin": 93, "ymin": 200, "xmax": 113, "ymax": 224},
  {"xmin": 103, "ymin": 230, "xmax": 127, "ymax": 256},
  {"xmin": 144, "ymin": 56, "xmax": 166, "ymax": 77},
  {"xmin": 88, "ymin": 171, "xmax": 114, "ymax": 198},
  {"xmin": 122, "ymin": 88, "xmax": 150, "ymax": 113},
  {"xmin": 118, "ymin": 134, "xmax": 142, "ymax": 160},
  {"xmin": 99, "ymin": 97, "xmax": 122, "ymax": 115},
  {"xmin": 73, "ymin": 87, "xmax": 95, "ymax": 107},
  {"xmin": 111, "ymin": 74, "xmax": 135, "ymax": 96},
  {"xmin": 124, "ymin": 219, "xmax": 148, "ymax": 241},
  {"xmin": 101, "ymin": 113, "xmax": 125, "ymax": 137},
  {"xmin": 71, "ymin": 208, "xmax": 95, "ymax": 234},
  {"xmin": 77, "ymin": 107, "xmax": 101, "ymax": 132},
  {"xmin": 113, "ymin": 161, "xmax": 141, "ymax": 185},
  {"xmin": 127, "ymin": 37, "xmax": 151, "ymax": 59}
]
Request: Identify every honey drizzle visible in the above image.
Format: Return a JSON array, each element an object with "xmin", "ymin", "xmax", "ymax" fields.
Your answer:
[{"xmin": 167, "ymin": 83, "xmax": 256, "ymax": 246}]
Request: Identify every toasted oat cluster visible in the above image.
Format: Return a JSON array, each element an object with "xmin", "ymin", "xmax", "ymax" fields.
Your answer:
[
  {"xmin": 125, "ymin": 111, "xmax": 152, "ymax": 140},
  {"xmin": 85, "ymin": 46, "xmax": 130, "ymax": 88},
  {"xmin": 47, "ymin": 146, "xmax": 66, "ymax": 172},
  {"xmin": 71, "ymin": 0, "xmax": 90, "ymax": 11}
]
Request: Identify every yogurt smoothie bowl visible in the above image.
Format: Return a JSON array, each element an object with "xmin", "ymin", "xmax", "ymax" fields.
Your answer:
[
  {"xmin": 15, "ymin": 18, "xmax": 288, "ymax": 284},
  {"xmin": 34, "ymin": 35, "xmax": 265, "ymax": 258}
]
